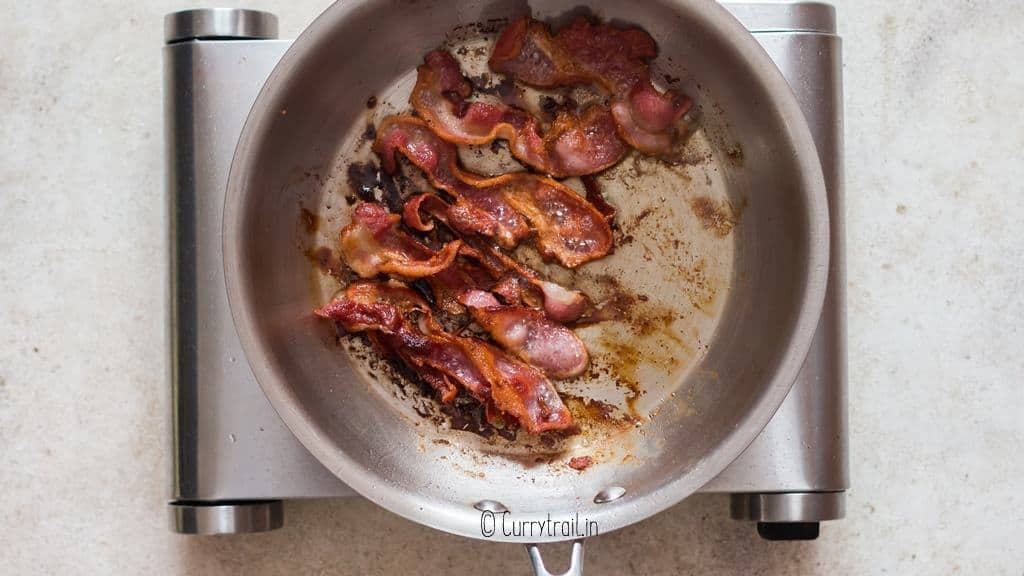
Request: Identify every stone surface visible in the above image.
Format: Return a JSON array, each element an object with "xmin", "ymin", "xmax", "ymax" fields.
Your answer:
[{"xmin": 1, "ymin": 1, "xmax": 1022, "ymax": 574}]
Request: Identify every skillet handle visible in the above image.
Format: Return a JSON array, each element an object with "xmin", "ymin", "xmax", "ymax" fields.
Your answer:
[{"xmin": 525, "ymin": 540, "xmax": 585, "ymax": 576}]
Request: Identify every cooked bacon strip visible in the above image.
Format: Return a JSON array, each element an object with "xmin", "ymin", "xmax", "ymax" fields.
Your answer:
[
  {"xmin": 369, "ymin": 333, "xmax": 459, "ymax": 402},
  {"xmin": 414, "ymin": 364, "xmax": 460, "ymax": 403},
  {"xmin": 460, "ymin": 289, "xmax": 589, "ymax": 379},
  {"xmin": 402, "ymin": 192, "xmax": 449, "ymax": 232},
  {"xmin": 374, "ymin": 117, "xmax": 529, "ymax": 250},
  {"xmin": 485, "ymin": 349, "xmax": 573, "ymax": 433},
  {"xmin": 465, "ymin": 240, "xmax": 593, "ymax": 323},
  {"xmin": 375, "ymin": 117, "xmax": 613, "ymax": 268},
  {"xmin": 316, "ymin": 282, "xmax": 462, "ymax": 402},
  {"xmin": 412, "ymin": 50, "xmax": 627, "ymax": 177},
  {"xmin": 424, "ymin": 251, "xmax": 494, "ymax": 315},
  {"xmin": 316, "ymin": 282, "xmax": 573, "ymax": 433},
  {"xmin": 490, "ymin": 16, "xmax": 692, "ymax": 154},
  {"xmin": 402, "ymin": 192, "xmax": 595, "ymax": 322},
  {"xmin": 339, "ymin": 202, "xmax": 461, "ymax": 279},
  {"xmin": 318, "ymin": 282, "xmax": 497, "ymax": 407},
  {"xmin": 343, "ymin": 278, "xmax": 432, "ymax": 309}
]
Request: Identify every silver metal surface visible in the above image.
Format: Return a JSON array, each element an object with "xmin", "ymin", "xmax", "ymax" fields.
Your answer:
[
  {"xmin": 723, "ymin": 1, "xmax": 835, "ymax": 33},
  {"xmin": 473, "ymin": 500, "xmax": 509, "ymax": 513},
  {"xmin": 170, "ymin": 501, "xmax": 284, "ymax": 534},
  {"xmin": 165, "ymin": 8, "xmax": 278, "ymax": 43},
  {"xmin": 165, "ymin": 37, "xmax": 352, "ymax": 502},
  {"xmin": 704, "ymin": 7, "xmax": 848, "ymax": 500},
  {"xmin": 593, "ymin": 487, "xmax": 627, "ymax": 504},
  {"xmin": 730, "ymin": 492, "xmax": 846, "ymax": 522},
  {"xmin": 222, "ymin": 0, "xmax": 828, "ymax": 543},
  {"xmin": 527, "ymin": 541, "xmax": 585, "ymax": 576}
]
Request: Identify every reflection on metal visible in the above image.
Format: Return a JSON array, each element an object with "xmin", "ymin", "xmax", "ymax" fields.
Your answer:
[
  {"xmin": 593, "ymin": 487, "xmax": 627, "ymax": 504},
  {"xmin": 170, "ymin": 501, "xmax": 284, "ymax": 534},
  {"xmin": 526, "ymin": 540, "xmax": 585, "ymax": 576},
  {"xmin": 730, "ymin": 492, "xmax": 846, "ymax": 522},
  {"xmin": 165, "ymin": 8, "xmax": 278, "ymax": 43},
  {"xmin": 474, "ymin": 500, "xmax": 510, "ymax": 513}
]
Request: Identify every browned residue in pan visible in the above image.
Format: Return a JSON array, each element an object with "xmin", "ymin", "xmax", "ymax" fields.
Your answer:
[
  {"xmin": 725, "ymin": 143, "xmax": 744, "ymax": 165},
  {"xmin": 592, "ymin": 334, "xmax": 644, "ymax": 410},
  {"xmin": 562, "ymin": 267, "xmax": 691, "ymax": 417},
  {"xmin": 568, "ymin": 456, "xmax": 594, "ymax": 471},
  {"xmin": 563, "ymin": 395, "xmax": 638, "ymax": 430},
  {"xmin": 689, "ymin": 196, "xmax": 737, "ymax": 237},
  {"xmin": 673, "ymin": 257, "xmax": 718, "ymax": 312},
  {"xmin": 305, "ymin": 246, "xmax": 347, "ymax": 284},
  {"xmin": 591, "ymin": 313, "xmax": 686, "ymax": 416},
  {"xmin": 300, "ymin": 207, "xmax": 320, "ymax": 234}
]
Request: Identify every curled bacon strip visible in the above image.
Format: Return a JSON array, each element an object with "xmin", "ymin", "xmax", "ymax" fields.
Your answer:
[
  {"xmin": 403, "ymin": 192, "xmax": 594, "ymax": 323},
  {"xmin": 374, "ymin": 117, "xmax": 528, "ymax": 250},
  {"xmin": 466, "ymin": 241, "xmax": 593, "ymax": 323},
  {"xmin": 460, "ymin": 289, "xmax": 589, "ymax": 379},
  {"xmin": 402, "ymin": 192, "xmax": 449, "ymax": 232},
  {"xmin": 316, "ymin": 282, "xmax": 573, "ymax": 434},
  {"xmin": 317, "ymin": 283, "xmax": 482, "ymax": 404},
  {"xmin": 424, "ymin": 250, "xmax": 495, "ymax": 316},
  {"xmin": 490, "ymin": 16, "xmax": 692, "ymax": 154},
  {"xmin": 375, "ymin": 117, "xmax": 613, "ymax": 268},
  {"xmin": 350, "ymin": 284, "xmax": 462, "ymax": 402},
  {"xmin": 412, "ymin": 50, "xmax": 627, "ymax": 178},
  {"xmin": 339, "ymin": 202, "xmax": 461, "ymax": 279}
]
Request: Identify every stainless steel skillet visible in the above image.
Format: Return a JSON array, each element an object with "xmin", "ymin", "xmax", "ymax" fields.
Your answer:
[{"xmin": 223, "ymin": 0, "xmax": 828, "ymax": 572}]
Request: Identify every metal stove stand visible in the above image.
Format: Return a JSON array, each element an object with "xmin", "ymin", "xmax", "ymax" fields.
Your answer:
[{"xmin": 164, "ymin": 2, "xmax": 848, "ymax": 539}]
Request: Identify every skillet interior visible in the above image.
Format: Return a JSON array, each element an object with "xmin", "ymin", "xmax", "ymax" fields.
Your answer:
[{"xmin": 224, "ymin": 0, "xmax": 828, "ymax": 542}]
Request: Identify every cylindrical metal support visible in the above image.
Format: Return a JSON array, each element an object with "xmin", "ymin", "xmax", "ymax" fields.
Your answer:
[
  {"xmin": 724, "ymin": 2, "xmax": 836, "ymax": 34},
  {"xmin": 170, "ymin": 501, "xmax": 284, "ymax": 535},
  {"xmin": 164, "ymin": 8, "xmax": 278, "ymax": 44},
  {"xmin": 730, "ymin": 491, "xmax": 846, "ymax": 523}
]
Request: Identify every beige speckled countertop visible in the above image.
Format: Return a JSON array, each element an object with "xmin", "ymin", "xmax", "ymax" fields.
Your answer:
[{"xmin": 1, "ymin": 1, "xmax": 1022, "ymax": 574}]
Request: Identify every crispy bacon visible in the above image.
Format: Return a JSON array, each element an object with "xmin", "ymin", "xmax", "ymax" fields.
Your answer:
[
  {"xmin": 466, "ymin": 240, "xmax": 593, "ymax": 323},
  {"xmin": 368, "ymin": 330, "xmax": 456, "ymax": 401},
  {"xmin": 375, "ymin": 117, "xmax": 613, "ymax": 268},
  {"xmin": 460, "ymin": 289, "xmax": 589, "ymax": 379},
  {"xmin": 402, "ymin": 192, "xmax": 449, "ymax": 232},
  {"xmin": 485, "ymin": 349, "xmax": 573, "ymax": 433},
  {"xmin": 316, "ymin": 282, "xmax": 573, "ymax": 433},
  {"xmin": 374, "ymin": 117, "xmax": 529, "ymax": 249},
  {"xmin": 490, "ymin": 16, "xmax": 692, "ymax": 154},
  {"xmin": 413, "ymin": 364, "xmax": 459, "ymax": 403},
  {"xmin": 402, "ymin": 192, "xmax": 595, "ymax": 323},
  {"xmin": 412, "ymin": 50, "xmax": 627, "ymax": 178},
  {"xmin": 315, "ymin": 283, "xmax": 461, "ymax": 403},
  {"xmin": 339, "ymin": 202, "xmax": 461, "ymax": 279},
  {"xmin": 424, "ymin": 251, "xmax": 494, "ymax": 315}
]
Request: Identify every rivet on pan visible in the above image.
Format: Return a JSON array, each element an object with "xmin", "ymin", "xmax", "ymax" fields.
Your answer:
[
  {"xmin": 594, "ymin": 486, "xmax": 627, "ymax": 504},
  {"xmin": 474, "ymin": 500, "xmax": 509, "ymax": 513}
]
